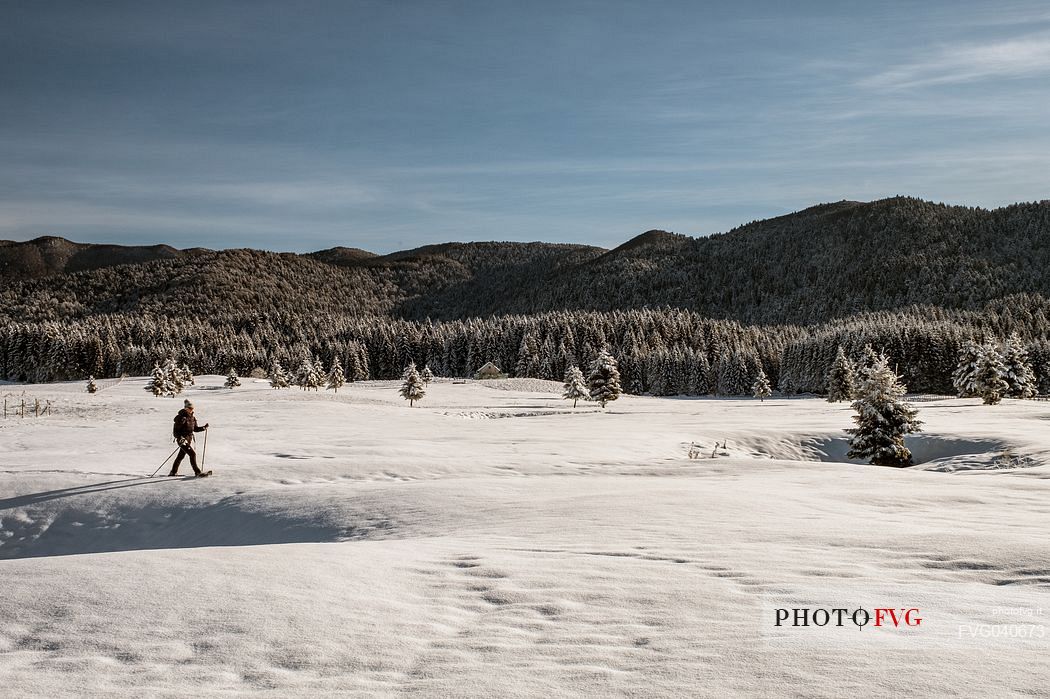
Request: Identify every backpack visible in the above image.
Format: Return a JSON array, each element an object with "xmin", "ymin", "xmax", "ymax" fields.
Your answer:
[{"xmin": 173, "ymin": 412, "xmax": 189, "ymax": 439}]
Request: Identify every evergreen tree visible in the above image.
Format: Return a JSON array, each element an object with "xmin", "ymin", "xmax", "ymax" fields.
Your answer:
[
  {"xmin": 178, "ymin": 363, "xmax": 195, "ymax": 387},
  {"xmin": 146, "ymin": 363, "xmax": 174, "ymax": 397},
  {"xmin": 400, "ymin": 362, "xmax": 426, "ymax": 406},
  {"xmin": 394, "ymin": 333, "xmax": 413, "ymax": 372},
  {"xmin": 952, "ymin": 340, "xmax": 982, "ymax": 397},
  {"xmin": 693, "ymin": 353, "xmax": 711, "ymax": 395},
  {"xmin": 269, "ymin": 359, "xmax": 290, "ymax": 389},
  {"xmin": 224, "ymin": 368, "xmax": 241, "ymax": 389},
  {"xmin": 857, "ymin": 344, "xmax": 879, "ymax": 386},
  {"xmin": 826, "ymin": 346, "xmax": 855, "ymax": 402},
  {"xmin": 327, "ymin": 356, "xmax": 346, "ymax": 392},
  {"xmin": 974, "ymin": 343, "xmax": 1010, "ymax": 405},
  {"xmin": 306, "ymin": 357, "xmax": 324, "ymax": 390},
  {"xmin": 515, "ymin": 333, "xmax": 539, "ymax": 378},
  {"xmin": 847, "ymin": 353, "xmax": 922, "ymax": 466},
  {"xmin": 588, "ymin": 348, "xmax": 622, "ymax": 408},
  {"xmin": 354, "ymin": 342, "xmax": 371, "ymax": 381},
  {"xmin": 751, "ymin": 368, "xmax": 772, "ymax": 401},
  {"xmin": 343, "ymin": 349, "xmax": 360, "ymax": 383},
  {"xmin": 420, "ymin": 364, "xmax": 434, "ymax": 385},
  {"xmin": 296, "ymin": 357, "xmax": 322, "ymax": 391},
  {"xmin": 562, "ymin": 365, "xmax": 589, "ymax": 408},
  {"xmin": 1003, "ymin": 333, "xmax": 1036, "ymax": 399},
  {"xmin": 714, "ymin": 351, "xmax": 752, "ymax": 395},
  {"xmin": 161, "ymin": 358, "xmax": 184, "ymax": 395},
  {"xmin": 294, "ymin": 357, "xmax": 310, "ymax": 389},
  {"xmin": 86, "ymin": 375, "xmax": 98, "ymax": 394}
]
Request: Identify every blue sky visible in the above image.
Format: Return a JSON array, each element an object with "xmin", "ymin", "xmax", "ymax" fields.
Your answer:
[{"xmin": 2, "ymin": 1, "xmax": 1049, "ymax": 253}]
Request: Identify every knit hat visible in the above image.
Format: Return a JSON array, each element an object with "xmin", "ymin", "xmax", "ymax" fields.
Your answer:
[{"xmin": 184, "ymin": 399, "xmax": 194, "ymax": 409}]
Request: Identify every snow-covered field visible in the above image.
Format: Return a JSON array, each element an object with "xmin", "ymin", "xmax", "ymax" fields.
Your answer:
[{"xmin": 1, "ymin": 376, "xmax": 1049, "ymax": 696}]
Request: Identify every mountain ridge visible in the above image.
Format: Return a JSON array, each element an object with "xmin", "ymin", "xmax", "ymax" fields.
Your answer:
[{"xmin": 3, "ymin": 196, "xmax": 1050, "ymax": 325}]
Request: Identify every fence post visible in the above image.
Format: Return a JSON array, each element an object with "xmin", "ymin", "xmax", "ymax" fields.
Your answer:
[
  {"xmin": 21, "ymin": 399, "xmax": 25, "ymax": 418},
  {"xmin": 34, "ymin": 399, "xmax": 40, "ymax": 417}
]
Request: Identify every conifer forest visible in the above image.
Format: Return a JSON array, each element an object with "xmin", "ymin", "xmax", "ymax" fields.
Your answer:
[{"xmin": 4, "ymin": 197, "xmax": 1050, "ymax": 398}]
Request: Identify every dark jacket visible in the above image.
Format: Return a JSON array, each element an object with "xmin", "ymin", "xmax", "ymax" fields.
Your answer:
[{"xmin": 173, "ymin": 409, "xmax": 205, "ymax": 440}]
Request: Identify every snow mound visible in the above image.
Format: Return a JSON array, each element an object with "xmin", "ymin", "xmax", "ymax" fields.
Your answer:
[
  {"xmin": 778, "ymin": 434, "xmax": 1037, "ymax": 471},
  {"xmin": 443, "ymin": 409, "xmax": 599, "ymax": 419},
  {"xmin": 477, "ymin": 378, "xmax": 563, "ymax": 393},
  {"xmin": 919, "ymin": 448, "xmax": 1042, "ymax": 473}
]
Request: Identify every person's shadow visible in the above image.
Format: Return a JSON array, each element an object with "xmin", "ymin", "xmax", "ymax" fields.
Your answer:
[{"xmin": 0, "ymin": 476, "xmax": 190, "ymax": 511}]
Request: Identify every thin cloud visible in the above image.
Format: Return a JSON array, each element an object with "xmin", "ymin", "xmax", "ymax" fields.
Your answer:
[{"xmin": 862, "ymin": 32, "xmax": 1050, "ymax": 89}]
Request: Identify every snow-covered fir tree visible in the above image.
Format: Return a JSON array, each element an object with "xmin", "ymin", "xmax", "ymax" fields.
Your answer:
[
  {"xmin": 751, "ymin": 368, "xmax": 772, "ymax": 401},
  {"xmin": 1003, "ymin": 333, "xmax": 1036, "ymax": 399},
  {"xmin": 714, "ymin": 351, "xmax": 751, "ymax": 395},
  {"xmin": 562, "ymin": 365, "xmax": 589, "ymax": 408},
  {"xmin": 269, "ymin": 359, "xmax": 290, "ymax": 389},
  {"xmin": 588, "ymin": 349, "xmax": 622, "ymax": 408},
  {"xmin": 343, "ymin": 341, "xmax": 370, "ymax": 382},
  {"xmin": 857, "ymin": 344, "xmax": 879, "ymax": 385},
  {"xmin": 178, "ymin": 363, "xmax": 195, "ymax": 387},
  {"xmin": 326, "ymin": 356, "xmax": 345, "ymax": 392},
  {"xmin": 399, "ymin": 362, "xmax": 426, "ymax": 406},
  {"xmin": 538, "ymin": 337, "xmax": 556, "ymax": 380},
  {"xmin": 693, "ymin": 353, "xmax": 712, "ymax": 395},
  {"xmin": 952, "ymin": 340, "xmax": 982, "ymax": 398},
  {"xmin": 86, "ymin": 375, "xmax": 98, "ymax": 393},
  {"xmin": 146, "ymin": 363, "xmax": 175, "ymax": 397},
  {"xmin": 974, "ymin": 342, "xmax": 1010, "ymax": 405},
  {"xmin": 394, "ymin": 334, "xmax": 413, "ymax": 373},
  {"xmin": 847, "ymin": 353, "xmax": 922, "ymax": 466},
  {"xmin": 420, "ymin": 364, "xmax": 434, "ymax": 385},
  {"xmin": 224, "ymin": 368, "xmax": 241, "ymax": 389},
  {"xmin": 355, "ymin": 342, "xmax": 371, "ymax": 381},
  {"xmin": 516, "ymin": 333, "xmax": 540, "ymax": 378},
  {"xmin": 296, "ymin": 357, "xmax": 322, "ymax": 391},
  {"xmin": 826, "ymin": 346, "xmax": 855, "ymax": 402},
  {"xmin": 294, "ymin": 357, "xmax": 311, "ymax": 389},
  {"xmin": 160, "ymin": 358, "xmax": 183, "ymax": 395},
  {"xmin": 308, "ymin": 358, "xmax": 324, "ymax": 390}
]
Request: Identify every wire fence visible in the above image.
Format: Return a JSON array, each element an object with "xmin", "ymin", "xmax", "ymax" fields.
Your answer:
[
  {"xmin": 907, "ymin": 394, "xmax": 953, "ymax": 403},
  {"xmin": 2, "ymin": 394, "xmax": 53, "ymax": 419},
  {"xmin": 91, "ymin": 375, "xmax": 126, "ymax": 392}
]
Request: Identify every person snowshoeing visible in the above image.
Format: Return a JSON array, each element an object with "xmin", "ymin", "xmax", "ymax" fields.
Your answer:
[{"xmin": 170, "ymin": 399, "xmax": 209, "ymax": 477}]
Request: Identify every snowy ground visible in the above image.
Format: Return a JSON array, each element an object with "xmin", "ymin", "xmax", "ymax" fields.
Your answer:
[{"xmin": 1, "ymin": 377, "xmax": 1049, "ymax": 696}]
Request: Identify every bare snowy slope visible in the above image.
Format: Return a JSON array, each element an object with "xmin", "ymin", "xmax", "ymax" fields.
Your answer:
[{"xmin": 1, "ymin": 378, "xmax": 1048, "ymax": 696}]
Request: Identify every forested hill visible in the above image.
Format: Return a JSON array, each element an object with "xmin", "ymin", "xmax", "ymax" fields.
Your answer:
[
  {"xmin": 0, "ymin": 236, "xmax": 201, "ymax": 279},
  {"xmin": 523, "ymin": 197, "xmax": 1050, "ymax": 324},
  {"xmin": 3, "ymin": 197, "xmax": 1050, "ymax": 324}
]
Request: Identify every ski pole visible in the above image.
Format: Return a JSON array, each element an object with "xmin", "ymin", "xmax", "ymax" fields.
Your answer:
[
  {"xmin": 149, "ymin": 446, "xmax": 180, "ymax": 478},
  {"xmin": 201, "ymin": 427, "xmax": 209, "ymax": 471}
]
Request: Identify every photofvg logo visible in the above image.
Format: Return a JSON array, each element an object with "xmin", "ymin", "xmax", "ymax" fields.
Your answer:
[
  {"xmin": 760, "ymin": 586, "xmax": 1049, "ymax": 649},
  {"xmin": 774, "ymin": 607, "xmax": 922, "ymax": 630}
]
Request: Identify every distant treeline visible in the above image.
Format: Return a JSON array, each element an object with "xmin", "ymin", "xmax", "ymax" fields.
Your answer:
[{"xmin": 5, "ymin": 298, "xmax": 1050, "ymax": 395}]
